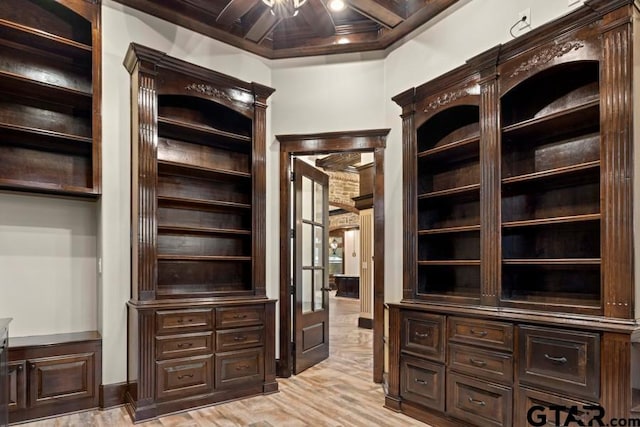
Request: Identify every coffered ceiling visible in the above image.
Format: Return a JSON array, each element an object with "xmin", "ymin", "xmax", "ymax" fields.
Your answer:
[{"xmin": 114, "ymin": 0, "xmax": 459, "ymax": 59}]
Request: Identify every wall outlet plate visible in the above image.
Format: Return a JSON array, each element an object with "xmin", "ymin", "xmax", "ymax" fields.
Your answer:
[{"xmin": 519, "ymin": 8, "xmax": 531, "ymax": 30}]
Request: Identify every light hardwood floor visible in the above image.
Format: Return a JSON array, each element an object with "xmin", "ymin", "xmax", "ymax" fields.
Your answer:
[{"xmin": 18, "ymin": 294, "xmax": 428, "ymax": 426}]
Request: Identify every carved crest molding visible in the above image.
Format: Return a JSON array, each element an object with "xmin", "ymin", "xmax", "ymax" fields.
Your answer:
[
  {"xmin": 510, "ymin": 40, "xmax": 585, "ymax": 78},
  {"xmin": 185, "ymin": 83, "xmax": 235, "ymax": 103}
]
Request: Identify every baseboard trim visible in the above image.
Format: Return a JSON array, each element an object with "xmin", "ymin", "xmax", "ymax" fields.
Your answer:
[
  {"xmin": 358, "ymin": 317, "xmax": 373, "ymax": 329},
  {"xmin": 100, "ymin": 382, "xmax": 128, "ymax": 409}
]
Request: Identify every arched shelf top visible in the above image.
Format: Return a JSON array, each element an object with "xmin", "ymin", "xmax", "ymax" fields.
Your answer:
[{"xmin": 416, "ymin": 104, "xmax": 480, "ymax": 155}]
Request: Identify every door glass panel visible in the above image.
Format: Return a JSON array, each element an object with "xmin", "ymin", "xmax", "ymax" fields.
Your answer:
[
  {"xmin": 302, "ymin": 222, "xmax": 312, "ymax": 267},
  {"xmin": 302, "ymin": 177, "xmax": 313, "ymax": 221},
  {"xmin": 314, "ymin": 182, "xmax": 324, "ymax": 224},
  {"xmin": 302, "ymin": 269, "xmax": 312, "ymax": 313},
  {"xmin": 314, "ymin": 269, "xmax": 325, "ymax": 311},
  {"xmin": 314, "ymin": 225, "xmax": 324, "ymax": 266}
]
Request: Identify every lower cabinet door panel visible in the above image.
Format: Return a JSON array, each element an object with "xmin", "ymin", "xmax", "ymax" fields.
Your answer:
[
  {"xmin": 514, "ymin": 387, "xmax": 599, "ymax": 427},
  {"xmin": 8, "ymin": 361, "xmax": 26, "ymax": 412},
  {"xmin": 28, "ymin": 353, "xmax": 95, "ymax": 407},
  {"xmin": 400, "ymin": 355, "xmax": 445, "ymax": 411},
  {"xmin": 156, "ymin": 355, "xmax": 213, "ymax": 401},
  {"xmin": 447, "ymin": 371, "xmax": 512, "ymax": 427},
  {"xmin": 215, "ymin": 348, "xmax": 264, "ymax": 390}
]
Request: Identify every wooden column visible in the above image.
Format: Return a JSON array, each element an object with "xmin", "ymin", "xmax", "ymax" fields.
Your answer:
[
  {"xmin": 600, "ymin": 332, "xmax": 631, "ymax": 419},
  {"xmin": 600, "ymin": 7, "xmax": 634, "ymax": 319},
  {"xmin": 384, "ymin": 305, "xmax": 402, "ymax": 410},
  {"xmin": 129, "ymin": 308, "xmax": 157, "ymax": 421},
  {"xmin": 373, "ymin": 145, "xmax": 385, "ymax": 383}
]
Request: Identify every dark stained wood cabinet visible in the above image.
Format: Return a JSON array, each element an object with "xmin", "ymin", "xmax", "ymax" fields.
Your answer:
[
  {"xmin": 124, "ymin": 43, "xmax": 277, "ymax": 422},
  {"xmin": 0, "ymin": 0, "xmax": 101, "ymax": 197},
  {"xmin": 386, "ymin": 1, "xmax": 640, "ymax": 425},
  {"xmin": 0, "ymin": 319, "xmax": 9, "ymax": 427},
  {"xmin": 7, "ymin": 332, "xmax": 101, "ymax": 424}
]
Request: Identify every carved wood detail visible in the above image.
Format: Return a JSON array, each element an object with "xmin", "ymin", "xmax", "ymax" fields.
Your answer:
[
  {"xmin": 185, "ymin": 83, "xmax": 236, "ymax": 103},
  {"xmin": 509, "ymin": 40, "xmax": 586, "ymax": 78}
]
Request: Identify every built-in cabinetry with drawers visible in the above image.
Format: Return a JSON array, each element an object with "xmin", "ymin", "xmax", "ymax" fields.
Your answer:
[
  {"xmin": 387, "ymin": 1, "xmax": 640, "ymax": 425},
  {"xmin": 124, "ymin": 43, "xmax": 276, "ymax": 422}
]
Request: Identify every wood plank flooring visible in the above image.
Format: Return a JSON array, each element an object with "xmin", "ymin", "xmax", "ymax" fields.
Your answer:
[{"xmin": 17, "ymin": 293, "xmax": 428, "ymax": 426}]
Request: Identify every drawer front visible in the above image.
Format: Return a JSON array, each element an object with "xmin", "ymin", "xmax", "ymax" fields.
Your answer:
[
  {"xmin": 518, "ymin": 325, "xmax": 599, "ymax": 400},
  {"xmin": 448, "ymin": 343, "xmax": 513, "ymax": 385},
  {"xmin": 400, "ymin": 355, "xmax": 444, "ymax": 412},
  {"xmin": 514, "ymin": 387, "xmax": 599, "ymax": 427},
  {"xmin": 156, "ymin": 332, "xmax": 213, "ymax": 360},
  {"xmin": 448, "ymin": 317, "xmax": 513, "ymax": 351},
  {"xmin": 156, "ymin": 308, "xmax": 213, "ymax": 335},
  {"xmin": 156, "ymin": 355, "xmax": 212, "ymax": 401},
  {"xmin": 216, "ymin": 326, "xmax": 264, "ymax": 352},
  {"xmin": 401, "ymin": 311, "xmax": 445, "ymax": 362},
  {"xmin": 8, "ymin": 361, "xmax": 26, "ymax": 411},
  {"xmin": 447, "ymin": 371, "xmax": 513, "ymax": 427},
  {"xmin": 215, "ymin": 348, "xmax": 264, "ymax": 389},
  {"xmin": 216, "ymin": 306, "xmax": 264, "ymax": 329},
  {"xmin": 28, "ymin": 353, "xmax": 95, "ymax": 407}
]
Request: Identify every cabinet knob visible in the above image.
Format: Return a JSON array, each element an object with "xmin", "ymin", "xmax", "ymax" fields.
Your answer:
[
  {"xmin": 16, "ymin": 364, "xmax": 23, "ymax": 372},
  {"xmin": 29, "ymin": 363, "xmax": 36, "ymax": 370}
]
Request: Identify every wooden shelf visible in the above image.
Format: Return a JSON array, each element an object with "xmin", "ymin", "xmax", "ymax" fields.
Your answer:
[
  {"xmin": 418, "ymin": 183, "xmax": 480, "ymax": 200},
  {"xmin": 502, "ymin": 161, "xmax": 600, "ymax": 186},
  {"xmin": 157, "ymin": 255, "xmax": 252, "ymax": 261},
  {"xmin": 0, "ymin": 178, "xmax": 97, "ymax": 198},
  {"xmin": 0, "ymin": 70, "xmax": 92, "ymax": 109},
  {"xmin": 418, "ymin": 225, "xmax": 480, "ymax": 235},
  {"xmin": 418, "ymin": 260, "xmax": 481, "ymax": 266},
  {"xmin": 417, "ymin": 134, "xmax": 479, "ymax": 160},
  {"xmin": 157, "ymin": 196, "xmax": 251, "ymax": 212},
  {"xmin": 0, "ymin": 19, "xmax": 92, "ymax": 60},
  {"xmin": 158, "ymin": 116, "xmax": 251, "ymax": 151},
  {"xmin": 157, "ymin": 225, "xmax": 251, "ymax": 236},
  {"xmin": 502, "ymin": 213, "xmax": 600, "ymax": 229},
  {"xmin": 0, "ymin": 122, "xmax": 91, "ymax": 144},
  {"xmin": 502, "ymin": 100, "xmax": 599, "ymax": 141},
  {"xmin": 156, "ymin": 288, "xmax": 253, "ymax": 298},
  {"xmin": 502, "ymin": 259, "xmax": 601, "ymax": 265},
  {"xmin": 158, "ymin": 160, "xmax": 251, "ymax": 182}
]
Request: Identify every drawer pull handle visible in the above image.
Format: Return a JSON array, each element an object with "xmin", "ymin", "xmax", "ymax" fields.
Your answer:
[
  {"xmin": 544, "ymin": 354, "xmax": 568, "ymax": 364},
  {"xmin": 233, "ymin": 314, "xmax": 248, "ymax": 319},
  {"xmin": 469, "ymin": 358, "xmax": 487, "ymax": 367},
  {"xmin": 414, "ymin": 331, "xmax": 429, "ymax": 338},
  {"xmin": 414, "ymin": 378, "xmax": 428, "ymax": 385},
  {"xmin": 234, "ymin": 336, "xmax": 247, "ymax": 341},
  {"xmin": 177, "ymin": 373, "xmax": 194, "ymax": 379},
  {"xmin": 470, "ymin": 329, "xmax": 488, "ymax": 337},
  {"xmin": 468, "ymin": 396, "xmax": 486, "ymax": 406},
  {"xmin": 177, "ymin": 318, "xmax": 193, "ymax": 324},
  {"xmin": 236, "ymin": 364, "xmax": 250, "ymax": 370},
  {"xmin": 177, "ymin": 342, "xmax": 193, "ymax": 348}
]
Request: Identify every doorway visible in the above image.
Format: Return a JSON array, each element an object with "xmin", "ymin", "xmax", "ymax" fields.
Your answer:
[{"xmin": 276, "ymin": 129, "xmax": 389, "ymax": 382}]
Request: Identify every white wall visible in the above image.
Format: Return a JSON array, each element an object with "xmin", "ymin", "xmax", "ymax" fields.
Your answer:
[
  {"xmin": 0, "ymin": 193, "xmax": 97, "ymax": 337},
  {"xmin": 343, "ymin": 229, "xmax": 360, "ymax": 276},
  {"xmin": 100, "ymin": 0, "xmax": 272, "ymax": 384}
]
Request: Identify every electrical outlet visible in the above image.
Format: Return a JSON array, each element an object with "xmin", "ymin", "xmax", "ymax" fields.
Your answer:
[{"xmin": 519, "ymin": 8, "xmax": 531, "ymax": 30}]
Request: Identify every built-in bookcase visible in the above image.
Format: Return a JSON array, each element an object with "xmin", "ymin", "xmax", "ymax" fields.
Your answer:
[
  {"xmin": 500, "ymin": 61, "xmax": 601, "ymax": 312},
  {"xmin": 0, "ymin": 0, "xmax": 100, "ymax": 196},
  {"xmin": 416, "ymin": 105, "xmax": 480, "ymax": 301}
]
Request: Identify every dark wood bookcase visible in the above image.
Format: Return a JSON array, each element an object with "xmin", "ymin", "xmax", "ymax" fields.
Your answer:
[
  {"xmin": 124, "ymin": 43, "xmax": 276, "ymax": 422},
  {"xmin": 387, "ymin": 1, "xmax": 640, "ymax": 425},
  {"xmin": 0, "ymin": 0, "xmax": 101, "ymax": 197}
]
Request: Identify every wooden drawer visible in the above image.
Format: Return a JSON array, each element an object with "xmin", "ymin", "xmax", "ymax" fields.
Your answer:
[
  {"xmin": 28, "ymin": 353, "xmax": 95, "ymax": 407},
  {"xmin": 8, "ymin": 361, "xmax": 26, "ymax": 412},
  {"xmin": 216, "ymin": 326, "xmax": 264, "ymax": 352},
  {"xmin": 514, "ymin": 387, "xmax": 599, "ymax": 427},
  {"xmin": 216, "ymin": 306, "xmax": 264, "ymax": 329},
  {"xmin": 447, "ymin": 371, "xmax": 513, "ymax": 427},
  {"xmin": 400, "ymin": 355, "xmax": 444, "ymax": 412},
  {"xmin": 156, "ymin": 309, "xmax": 213, "ymax": 335},
  {"xmin": 448, "ymin": 343, "xmax": 513, "ymax": 385},
  {"xmin": 215, "ymin": 348, "xmax": 264, "ymax": 389},
  {"xmin": 156, "ymin": 355, "xmax": 212, "ymax": 401},
  {"xmin": 401, "ymin": 311, "xmax": 445, "ymax": 362},
  {"xmin": 448, "ymin": 317, "xmax": 513, "ymax": 351},
  {"xmin": 518, "ymin": 325, "xmax": 599, "ymax": 400},
  {"xmin": 156, "ymin": 332, "xmax": 213, "ymax": 360}
]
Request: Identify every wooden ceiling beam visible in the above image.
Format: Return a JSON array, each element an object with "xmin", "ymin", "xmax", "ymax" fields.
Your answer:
[
  {"xmin": 347, "ymin": 0, "xmax": 403, "ymax": 29},
  {"xmin": 244, "ymin": 9, "xmax": 282, "ymax": 43},
  {"xmin": 217, "ymin": 0, "xmax": 261, "ymax": 29},
  {"xmin": 300, "ymin": 0, "xmax": 335, "ymax": 38}
]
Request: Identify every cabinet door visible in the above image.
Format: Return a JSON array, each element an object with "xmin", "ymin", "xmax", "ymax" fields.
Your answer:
[
  {"xmin": 28, "ymin": 353, "xmax": 95, "ymax": 407},
  {"xmin": 8, "ymin": 361, "xmax": 26, "ymax": 412}
]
